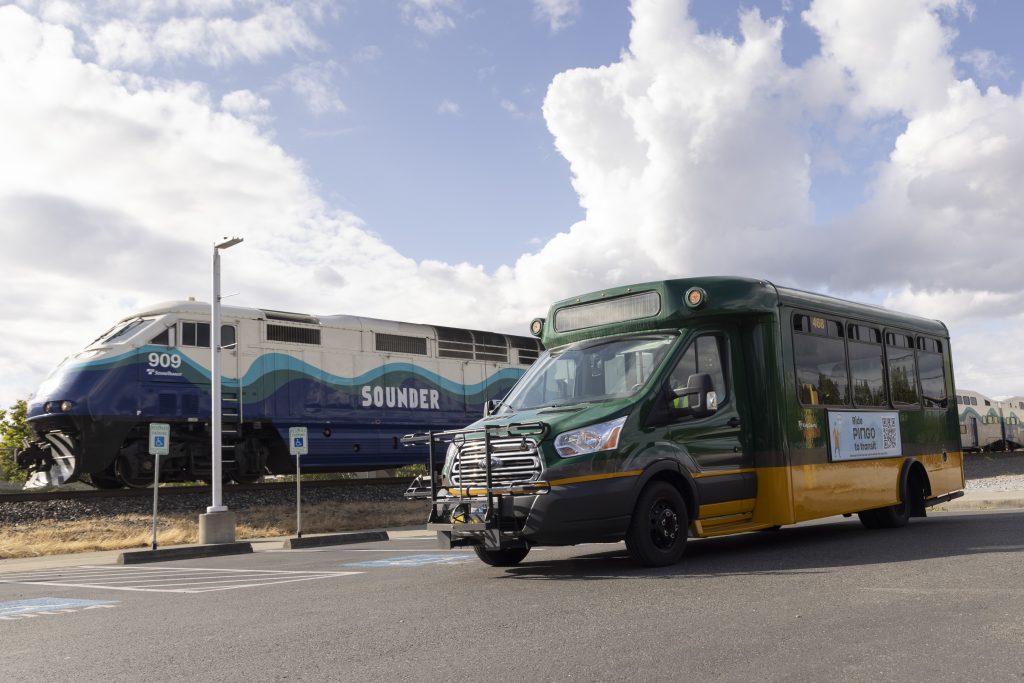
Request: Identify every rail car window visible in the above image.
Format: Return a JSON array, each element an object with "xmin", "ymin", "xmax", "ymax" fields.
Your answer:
[
  {"xmin": 916, "ymin": 336, "xmax": 946, "ymax": 408},
  {"xmin": 847, "ymin": 325, "xmax": 886, "ymax": 407},
  {"xmin": 668, "ymin": 335, "xmax": 729, "ymax": 405},
  {"xmin": 984, "ymin": 399, "xmax": 990, "ymax": 406},
  {"xmin": 956, "ymin": 395, "xmax": 963, "ymax": 405},
  {"xmin": 267, "ymin": 324, "xmax": 320, "ymax": 345},
  {"xmin": 793, "ymin": 315, "xmax": 849, "ymax": 406},
  {"xmin": 885, "ymin": 332, "xmax": 919, "ymax": 406},
  {"xmin": 374, "ymin": 333, "xmax": 427, "ymax": 356},
  {"xmin": 971, "ymin": 397, "xmax": 978, "ymax": 405},
  {"xmin": 221, "ymin": 325, "xmax": 236, "ymax": 349}
]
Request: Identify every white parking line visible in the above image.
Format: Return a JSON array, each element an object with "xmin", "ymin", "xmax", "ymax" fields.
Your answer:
[{"xmin": 0, "ymin": 566, "xmax": 362, "ymax": 593}]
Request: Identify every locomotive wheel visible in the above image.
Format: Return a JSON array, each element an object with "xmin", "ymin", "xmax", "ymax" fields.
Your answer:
[
  {"xmin": 89, "ymin": 472, "xmax": 123, "ymax": 489},
  {"xmin": 114, "ymin": 457, "xmax": 152, "ymax": 489}
]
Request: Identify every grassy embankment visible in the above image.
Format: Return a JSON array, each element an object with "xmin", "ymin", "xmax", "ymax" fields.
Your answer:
[{"xmin": 0, "ymin": 500, "xmax": 430, "ymax": 559}]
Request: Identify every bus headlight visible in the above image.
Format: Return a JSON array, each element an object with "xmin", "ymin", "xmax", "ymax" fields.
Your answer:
[
  {"xmin": 60, "ymin": 400, "xmax": 74, "ymax": 412},
  {"xmin": 554, "ymin": 416, "xmax": 626, "ymax": 458}
]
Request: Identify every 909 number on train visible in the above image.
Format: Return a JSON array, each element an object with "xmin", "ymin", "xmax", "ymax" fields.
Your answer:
[{"xmin": 148, "ymin": 352, "xmax": 182, "ymax": 369}]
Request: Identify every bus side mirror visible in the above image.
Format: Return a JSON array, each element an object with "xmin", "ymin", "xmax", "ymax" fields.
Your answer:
[{"xmin": 672, "ymin": 373, "xmax": 716, "ymax": 418}]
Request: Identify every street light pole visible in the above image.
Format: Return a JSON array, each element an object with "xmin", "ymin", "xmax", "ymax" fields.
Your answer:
[{"xmin": 209, "ymin": 236, "xmax": 242, "ymax": 514}]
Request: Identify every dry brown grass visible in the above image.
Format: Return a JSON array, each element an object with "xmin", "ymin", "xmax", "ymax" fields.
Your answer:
[{"xmin": 0, "ymin": 500, "xmax": 430, "ymax": 559}]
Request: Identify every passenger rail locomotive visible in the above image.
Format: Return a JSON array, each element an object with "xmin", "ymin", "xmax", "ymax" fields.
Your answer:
[{"xmin": 16, "ymin": 301, "xmax": 541, "ymax": 488}]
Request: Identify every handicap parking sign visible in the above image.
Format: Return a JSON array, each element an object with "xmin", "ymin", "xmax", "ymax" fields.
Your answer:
[
  {"xmin": 289, "ymin": 427, "xmax": 308, "ymax": 456},
  {"xmin": 148, "ymin": 423, "xmax": 170, "ymax": 456}
]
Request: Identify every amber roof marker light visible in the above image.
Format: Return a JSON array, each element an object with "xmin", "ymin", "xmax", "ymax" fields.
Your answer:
[{"xmin": 685, "ymin": 287, "xmax": 707, "ymax": 309}]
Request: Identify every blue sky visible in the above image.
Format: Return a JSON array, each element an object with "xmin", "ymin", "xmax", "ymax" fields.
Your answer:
[{"xmin": 2, "ymin": 0, "xmax": 1024, "ymax": 407}]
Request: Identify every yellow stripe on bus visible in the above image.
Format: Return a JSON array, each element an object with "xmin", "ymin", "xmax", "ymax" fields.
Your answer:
[{"xmin": 547, "ymin": 470, "xmax": 644, "ymax": 487}]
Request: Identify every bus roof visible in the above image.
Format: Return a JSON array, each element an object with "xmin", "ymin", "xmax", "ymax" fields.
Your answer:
[{"xmin": 541, "ymin": 276, "xmax": 948, "ymax": 347}]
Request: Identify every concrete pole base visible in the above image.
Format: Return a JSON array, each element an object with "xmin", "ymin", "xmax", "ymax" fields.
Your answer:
[{"xmin": 199, "ymin": 510, "xmax": 237, "ymax": 544}]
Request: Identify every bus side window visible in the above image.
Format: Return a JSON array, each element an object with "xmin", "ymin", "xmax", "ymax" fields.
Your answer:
[{"xmin": 793, "ymin": 315, "xmax": 849, "ymax": 406}]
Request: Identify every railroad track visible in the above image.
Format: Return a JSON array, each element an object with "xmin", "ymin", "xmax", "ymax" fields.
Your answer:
[{"xmin": 0, "ymin": 477, "xmax": 409, "ymax": 503}]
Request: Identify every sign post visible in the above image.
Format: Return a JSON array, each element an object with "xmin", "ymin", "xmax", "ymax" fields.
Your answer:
[
  {"xmin": 148, "ymin": 423, "xmax": 170, "ymax": 551},
  {"xmin": 289, "ymin": 427, "xmax": 308, "ymax": 538}
]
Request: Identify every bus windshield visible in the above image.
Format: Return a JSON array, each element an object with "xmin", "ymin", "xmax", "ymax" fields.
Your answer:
[{"xmin": 498, "ymin": 334, "xmax": 677, "ymax": 412}]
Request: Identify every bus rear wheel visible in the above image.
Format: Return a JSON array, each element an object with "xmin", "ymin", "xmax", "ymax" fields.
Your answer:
[
  {"xmin": 625, "ymin": 481, "xmax": 688, "ymax": 567},
  {"xmin": 473, "ymin": 545, "xmax": 530, "ymax": 567},
  {"xmin": 858, "ymin": 471, "xmax": 922, "ymax": 529}
]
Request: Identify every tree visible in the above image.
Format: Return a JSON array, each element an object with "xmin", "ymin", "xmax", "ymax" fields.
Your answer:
[{"xmin": 0, "ymin": 400, "xmax": 31, "ymax": 483}]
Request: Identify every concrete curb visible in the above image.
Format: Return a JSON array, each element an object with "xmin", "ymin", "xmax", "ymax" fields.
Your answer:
[
  {"xmin": 283, "ymin": 529, "xmax": 389, "ymax": 549},
  {"xmin": 118, "ymin": 542, "xmax": 254, "ymax": 564},
  {"xmin": 932, "ymin": 490, "xmax": 1024, "ymax": 512}
]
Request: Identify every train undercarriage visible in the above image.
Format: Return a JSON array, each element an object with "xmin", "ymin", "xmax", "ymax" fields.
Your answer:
[{"xmin": 16, "ymin": 419, "xmax": 273, "ymax": 489}]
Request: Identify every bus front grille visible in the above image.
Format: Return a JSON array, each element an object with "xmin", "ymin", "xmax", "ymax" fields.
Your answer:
[{"xmin": 450, "ymin": 437, "xmax": 542, "ymax": 487}]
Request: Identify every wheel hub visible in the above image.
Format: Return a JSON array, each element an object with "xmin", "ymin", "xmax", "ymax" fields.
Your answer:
[{"xmin": 649, "ymin": 501, "xmax": 679, "ymax": 549}]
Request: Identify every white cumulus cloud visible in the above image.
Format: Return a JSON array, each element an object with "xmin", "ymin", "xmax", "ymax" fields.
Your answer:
[{"xmin": 3, "ymin": 0, "xmax": 1024, "ymax": 408}]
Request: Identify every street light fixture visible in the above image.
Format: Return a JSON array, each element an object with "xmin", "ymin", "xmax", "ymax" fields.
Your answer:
[{"xmin": 208, "ymin": 236, "xmax": 242, "ymax": 515}]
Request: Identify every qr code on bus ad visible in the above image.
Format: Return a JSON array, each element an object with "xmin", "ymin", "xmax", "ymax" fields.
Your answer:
[{"xmin": 882, "ymin": 416, "xmax": 898, "ymax": 450}]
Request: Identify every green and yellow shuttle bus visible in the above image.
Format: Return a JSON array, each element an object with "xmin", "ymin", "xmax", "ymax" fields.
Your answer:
[{"xmin": 406, "ymin": 277, "xmax": 965, "ymax": 567}]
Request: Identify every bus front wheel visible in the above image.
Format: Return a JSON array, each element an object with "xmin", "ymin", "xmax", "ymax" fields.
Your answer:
[
  {"xmin": 473, "ymin": 545, "xmax": 530, "ymax": 567},
  {"xmin": 625, "ymin": 481, "xmax": 689, "ymax": 567}
]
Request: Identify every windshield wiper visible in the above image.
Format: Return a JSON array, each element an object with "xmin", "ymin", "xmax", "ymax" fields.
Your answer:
[{"xmin": 537, "ymin": 403, "xmax": 590, "ymax": 413}]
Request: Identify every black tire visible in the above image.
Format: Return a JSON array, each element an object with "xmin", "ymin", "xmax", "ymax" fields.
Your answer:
[
  {"xmin": 859, "ymin": 472, "xmax": 917, "ymax": 529},
  {"xmin": 857, "ymin": 508, "xmax": 883, "ymax": 529},
  {"xmin": 473, "ymin": 545, "xmax": 530, "ymax": 567},
  {"xmin": 625, "ymin": 481, "xmax": 689, "ymax": 567}
]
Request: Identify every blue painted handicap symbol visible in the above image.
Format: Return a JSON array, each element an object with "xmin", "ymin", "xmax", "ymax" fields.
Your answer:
[
  {"xmin": 154, "ymin": 436, "xmax": 166, "ymax": 448},
  {"xmin": 344, "ymin": 553, "xmax": 474, "ymax": 568},
  {"xmin": 293, "ymin": 437, "xmax": 304, "ymax": 448},
  {"xmin": 0, "ymin": 598, "xmax": 118, "ymax": 620}
]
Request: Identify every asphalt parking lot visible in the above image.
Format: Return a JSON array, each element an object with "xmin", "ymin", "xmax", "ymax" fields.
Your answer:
[{"xmin": 3, "ymin": 510, "xmax": 1024, "ymax": 682}]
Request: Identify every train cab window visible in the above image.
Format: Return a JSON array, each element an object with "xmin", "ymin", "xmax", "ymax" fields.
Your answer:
[
  {"xmin": 971, "ymin": 396, "xmax": 978, "ymax": 406},
  {"xmin": 100, "ymin": 317, "xmax": 153, "ymax": 344},
  {"xmin": 221, "ymin": 325, "xmax": 236, "ymax": 349},
  {"xmin": 885, "ymin": 332, "xmax": 919, "ymax": 406},
  {"xmin": 794, "ymin": 315, "xmax": 849, "ymax": 406},
  {"xmin": 181, "ymin": 321, "xmax": 211, "ymax": 348},
  {"xmin": 847, "ymin": 324, "xmax": 885, "ymax": 407},
  {"xmin": 151, "ymin": 328, "xmax": 168, "ymax": 345},
  {"xmin": 916, "ymin": 336, "xmax": 946, "ymax": 408},
  {"xmin": 956, "ymin": 395, "xmax": 963, "ymax": 405}
]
